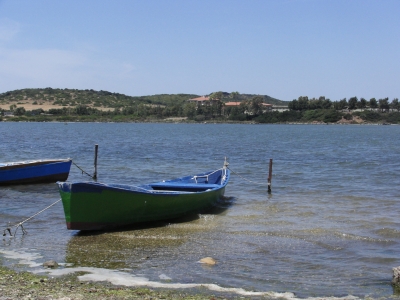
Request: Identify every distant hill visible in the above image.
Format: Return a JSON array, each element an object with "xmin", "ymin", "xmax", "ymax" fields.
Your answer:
[
  {"xmin": 0, "ymin": 88, "xmax": 288, "ymax": 110},
  {"xmin": 230, "ymin": 93, "xmax": 288, "ymax": 106}
]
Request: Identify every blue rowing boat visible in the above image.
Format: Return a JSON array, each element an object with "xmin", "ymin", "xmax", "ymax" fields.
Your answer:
[{"xmin": 0, "ymin": 159, "xmax": 72, "ymax": 185}]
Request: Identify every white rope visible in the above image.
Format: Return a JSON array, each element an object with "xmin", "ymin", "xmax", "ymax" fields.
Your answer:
[
  {"xmin": 3, "ymin": 198, "xmax": 62, "ymax": 237},
  {"xmin": 192, "ymin": 168, "xmax": 223, "ymax": 183},
  {"xmin": 18, "ymin": 199, "xmax": 62, "ymax": 226}
]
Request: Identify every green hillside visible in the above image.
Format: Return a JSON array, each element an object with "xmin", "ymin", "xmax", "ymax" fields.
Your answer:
[
  {"xmin": 0, "ymin": 88, "xmax": 287, "ymax": 108},
  {"xmin": 234, "ymin": 93, "xmax": 288, "ymax": 106}
]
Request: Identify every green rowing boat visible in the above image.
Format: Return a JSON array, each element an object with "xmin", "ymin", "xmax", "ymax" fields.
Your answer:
[{"xmin": 57, "ymin": 160, "xmax": 230, "ymax": 231}]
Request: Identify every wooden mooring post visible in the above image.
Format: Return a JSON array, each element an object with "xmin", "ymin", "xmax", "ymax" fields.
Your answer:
[
  {"xmin": 93, "ymin": 144, "xmax": 98, "ymax": 180},
  {"xmin": 267, "ymin": 159, "xmax": 273, "ymax": 193}
]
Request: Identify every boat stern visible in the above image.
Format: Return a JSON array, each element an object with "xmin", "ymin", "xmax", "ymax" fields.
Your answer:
[{"xmin": 57, "ymin": 181, "xmax": 73, "ymax": 227}]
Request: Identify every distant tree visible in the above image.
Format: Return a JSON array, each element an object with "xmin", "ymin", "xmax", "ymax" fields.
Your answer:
[
  {"xmin": 48, "ymin": 108, "xmax": 69, "ymax": 115},
  {"xmin": 390, "ymin": 98, "xmax": 399, "ymax": 111},
  {"xmin": 288, "ymin": 99, "xmax": 298, "ymax": 111},
  {"xmin": 224, "ymin": 106, "xmax": 234, "ymax": 118},
  {"xmin": 230, "ymin": 91, "xmax": 240, "ymax": 99},
  {"xmin": 308, "ymin": 98, "xmax": 319, "ymax": 110},
  {"xmin": 289, "ymin": 96, "xmax": 309, "ymax": 111},
  {"xmin": 9, "ymin": 104, "xmax": 17, "ymax": 111},
  {"xmin": 334, "ymin": 98, "xmax": 348, "ymax": 110},
  {"xmin": 320, "ymin": 96, "xmax": 332, "ymax": 109},
  {"xmin": 211, "ymin": 100, "xmax": 223, "ymax": 116},
  {"xmin": 14, "ymin": 107, "xmax": 26, "ymax": 116},
  {"xmin": 369, "ymin": 98, "xmax": 378, "ymax": 108},
  {"xmin": 28, "ymin": 108, "xmax": 44, "ymax": 116},
  {"xmin": 298, "ymin": 96, "xmax": 309, "ymax": 111},
  {"xmin": 166, "ymin": 104, "xmax": 183, "ymax": 117},
  {"xmin": 348, "ymin": 97, "xmax": 358, "ymax": 109},
  {"xmin": 250, "ymin": 96, "xmax": 264, "ymax": 115},
  {"xmin": 183, "ymin": 103, "xmax": 196, "ymax": 119},
  {"xmin": 306, "ymin": 97, "xmax": 331, "ymax": 110},
  {"xmin": 137, "ymin": 104, "xmax": 147, "ymax": 117},
  {"xmin": 122, "ymin": 106, "xmax": 135, "ymax": 115},
  {"xmin": 75, "ymin": 105, "xmax": 90, "ymax": 115},
  {"xmin": 209, "ymin": 91, "xmax": 223, "ymax": 100},
  {"xmin": 378, "ymin": 97, "xmax": 390, "ymax": 112},
  {"xmin": 239, "ymin": 101, "xmax": 248, "ymax": 114},
  {"xmin": 202, "ymin": 100, "xmax": 212, "ymax": 118},
  {"xmin": 357, "ymin": 98, "xmax": 367, "ymax": 109}
]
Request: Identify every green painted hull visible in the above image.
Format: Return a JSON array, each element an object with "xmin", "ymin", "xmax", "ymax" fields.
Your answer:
[{"xmin": 58, "ymin": 167, "xmax": 229, "ymax": 231}]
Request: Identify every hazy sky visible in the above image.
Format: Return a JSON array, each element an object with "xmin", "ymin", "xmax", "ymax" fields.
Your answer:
[{"xmin": 0, "ymin": 0, "xmax": 399, "ymax": 101}]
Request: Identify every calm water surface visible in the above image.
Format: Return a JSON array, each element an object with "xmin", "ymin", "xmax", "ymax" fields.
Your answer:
[{"xmin": 1, "ymin": 122, "xmax": 400, "ymax": 299}]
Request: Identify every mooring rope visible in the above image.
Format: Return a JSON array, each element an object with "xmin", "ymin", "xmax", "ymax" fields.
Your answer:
[
  {"xmin": 192, "ymin": 168, "xmax": 223, "ymax": 183},
  {"xmin": 2, "ymin": 199, "xmax": 62, "ymax": 237},
  {"xmin": 71, "ymin": 160, "xmax": 95, "ymax": 179},
  {"xmin": 228, "ymin": 167, "xmax": 269, "ymax": 186}
]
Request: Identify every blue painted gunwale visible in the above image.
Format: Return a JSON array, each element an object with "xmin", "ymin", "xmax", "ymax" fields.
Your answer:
[{"xmin": 0, "ymin": 159, "xmax": 72, "ymax": 185}]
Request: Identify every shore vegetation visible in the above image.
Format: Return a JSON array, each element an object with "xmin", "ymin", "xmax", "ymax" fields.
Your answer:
[{"xmin": 0, "ymin": 88, "xmax": 399, "ymax": 124}]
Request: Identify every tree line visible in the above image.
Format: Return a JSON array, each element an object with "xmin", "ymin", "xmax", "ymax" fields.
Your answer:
[{"xmin": 288, "ymin": 96, "xmax": 399, "ymax": 112}]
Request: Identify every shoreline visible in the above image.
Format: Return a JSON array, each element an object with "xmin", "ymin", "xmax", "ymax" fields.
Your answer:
[
  {"xmin": 0, "ymin": 118, "xmax": 398, "ymax": 125},
  {"xmin": 0, "ymin": 264, "xmax": 235, "ymax": 300}
]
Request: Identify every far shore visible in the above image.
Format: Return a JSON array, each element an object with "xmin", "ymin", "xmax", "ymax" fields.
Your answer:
[
  {"xmin": 1, "ymin": 101, "xmax": 399, "ymax": 125},
  {"xmin": 0, "ymin": 117, "xmax": 397, "ymax": 125}
]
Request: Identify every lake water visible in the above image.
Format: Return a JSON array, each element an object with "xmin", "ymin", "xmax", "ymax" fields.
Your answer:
[{"xmin": 0, "ymin": 122, "xmax": 400, "ymax": 299}]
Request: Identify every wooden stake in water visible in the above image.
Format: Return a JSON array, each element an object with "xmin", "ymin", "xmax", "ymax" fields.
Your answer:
[
  {"xmin": 268, "ymin": 159, "xmax": 273, "ymax": 193},
  {"xmin": 93, "ymin": 144, "xmax": 98, "ymax": 180}
]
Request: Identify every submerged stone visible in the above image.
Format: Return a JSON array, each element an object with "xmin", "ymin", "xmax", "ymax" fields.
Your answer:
[
  {"xmin": 43, "ymin": 260, "xmax": 59, "ymax": 269},
  {"xmin": 199, "ymin": 257, "xmax": 216, "ymax": 265}
]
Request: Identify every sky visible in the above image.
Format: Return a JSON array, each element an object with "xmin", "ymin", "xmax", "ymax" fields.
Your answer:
[{"xmin": 0, "ymin": 0, "xmax": 399, "ymax": 102}]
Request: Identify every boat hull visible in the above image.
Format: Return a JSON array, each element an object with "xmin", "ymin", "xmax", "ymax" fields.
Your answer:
[
  {"xmin": 0, "ymin": 159, "xmax": 72, "ymax": 185},
  {"xmin": 58, "ymin": 167, "xmax": 229, "ymax": 231},
  {"xmin": 59, "ymin": 183, "xmax": 225, "ymax": 230}
]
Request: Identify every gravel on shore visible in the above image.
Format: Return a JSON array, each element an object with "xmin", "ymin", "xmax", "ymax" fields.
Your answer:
[{"xmin": 0, "ymin": 265, "xmax": 240, "ymax": 300}]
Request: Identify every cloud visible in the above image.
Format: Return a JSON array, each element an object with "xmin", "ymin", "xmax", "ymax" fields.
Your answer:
[{"xmin": 0, "ymin": 18, "xmax": 20, "ymax": 41}]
